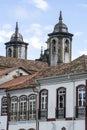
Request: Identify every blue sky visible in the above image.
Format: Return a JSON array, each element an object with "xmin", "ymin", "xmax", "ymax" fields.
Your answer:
[{"xmin": 0, "ymin": 0, "xmax": 87, "ymax": 60}]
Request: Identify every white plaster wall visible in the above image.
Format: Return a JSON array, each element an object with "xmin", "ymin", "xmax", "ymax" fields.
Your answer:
[
  {"xmin": 40, "ymin": 82, "xmax": 74, "ymax": 118},
  {"xmin": 9, "ymin": 121, "xmax": 36, "ymax": 130},
  {"xmin": 40, "ymin": 79, "xmax": 86, "ymax": 119},
  {"xmin": 9, "ymin": 118, "xmax": 85, "ymax": 130},
  {"xmin": 0, "ymin": 76, "xmax": 86, "ymax": 130},
  {"xmin": 65, "ymin": 82, "xmax": 74, "ymax": 117},
  {"xmin": 0, "ymin": 68, "xmax": 29, "ymax": 84},
  {"xmin": 0, "ymin": 116, "xmax": 7, "ymax": 130},
  {"xmin": 39, "ymin": 120, "xmax": 85, "ymax": 130},
  {"xmin": 18, "ymin": 45, "xmax": 26, "ymax": 59}
]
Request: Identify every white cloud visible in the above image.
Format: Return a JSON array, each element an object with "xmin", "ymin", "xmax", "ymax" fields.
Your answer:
[
  {"xmin": 74, "ymin": 31, "xmax": 83, "ymax": 37},
  {"xmin": 30, "ymin": 36, "xmax": 42, "ymax": 49},
  {"xmin": 2, "ymin": 24, "xmax": 12, "ymax": 30},
  {"xmin": 25, "ymin": 23, "xmax": 53, "ymax": 50},
  {"xmin": 31, "ymin": 0, "xmax": 49, "ymax": 11},
  {"xmin": 0, "ymin": 36, "xmax": 5, "ymax": 43},
  {"xmin": 0, "ymin": 24, "xmax": 13, "ymax": 44},
  {"xmin": 0, "ymin": 30, "xmax": 13, "ymax": 39},
  {"xmin": 30, "ymin": 23, "xmax": 42, "ymax": 36},
  {"xmin": 44, "ymin": 25, "xmax": 53, "ymax": 32}
]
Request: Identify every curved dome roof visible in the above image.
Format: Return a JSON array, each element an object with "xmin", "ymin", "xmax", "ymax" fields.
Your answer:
[
  {"xmin": 53, "ymin": 11, "xmax": 68, "ymax": 33},
  {"xmin": 10, "ymin": 22, "xmax": 23, "ymax": 42},
  {"xmin": 10, "ymin": 32, "xmax": 23, "ymax": 42}
]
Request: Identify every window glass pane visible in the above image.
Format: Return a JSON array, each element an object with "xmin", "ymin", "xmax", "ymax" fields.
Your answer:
[
  {"xmin": 29, "ymin": 95, "xmax": 36, "ymax": 119},
  {"xmin": 58, "ymin": 89, "xmax": 65, "ymax": 109},
  {"xmin": 78, "ymin": 86, "xmax": 85, "ymax": 107},
  {"xmin": 2, "ymin": 97, "xmax": 7, "ymax": 115},
  {"xmin": 19, "ymin": 96, "xmax": 27, "ymax": 120},
  {"xmin": 41, "ymin": 90, "xmax": 47, "ymax": 110}
]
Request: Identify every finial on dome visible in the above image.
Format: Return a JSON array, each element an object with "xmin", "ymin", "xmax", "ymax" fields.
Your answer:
[
  {"xmin": 59, "ymin": 11, "xmax": 62, "ymax": 22},
  {"xmin": 15, "ymin": 22, "xmax": 19, "ymax": 36}
]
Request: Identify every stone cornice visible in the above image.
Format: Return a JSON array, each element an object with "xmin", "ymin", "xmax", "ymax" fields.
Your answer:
[{"xmin": 36, "ymin": 72, "xmax": 87, "ymax": 85}]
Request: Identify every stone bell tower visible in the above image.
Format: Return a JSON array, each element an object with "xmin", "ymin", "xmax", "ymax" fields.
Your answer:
[
  {"xmin": 47, "ymin": 11, "xmax": 73, "ymax": 66},
  {"xmin": 5, "ymin": 22, "xmax": 28, "ymax": 59}
]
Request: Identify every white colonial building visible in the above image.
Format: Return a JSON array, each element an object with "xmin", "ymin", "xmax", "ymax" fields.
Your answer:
[{"xmin": 0, "ymin": 11, "xmax": 86, "ymax": 130}]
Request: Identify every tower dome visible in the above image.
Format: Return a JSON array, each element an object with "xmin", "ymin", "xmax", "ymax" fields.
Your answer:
[
  {"xmin": 10, "ymin": 22, "xmax": 23, "ymax": 42},
  {"xmin": 5, "ymin": 22, "xmax": 28, "ymax": 59},
  {"xmin": 53, "ymin": 11, "xmax": 68, "ymax": 33}
]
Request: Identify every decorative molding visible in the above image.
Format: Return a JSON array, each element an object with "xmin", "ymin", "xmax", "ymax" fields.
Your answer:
[
  {"xmin": 65, "ymin": 117, "xmax": 75, "ymax": 120},
  {"xmin": 36, "ymin": 72, "xmax": 87, "ymax": 85},
  {"xmin": 47, "ymin": 118, "xmax": 56, "ymax": 121}
]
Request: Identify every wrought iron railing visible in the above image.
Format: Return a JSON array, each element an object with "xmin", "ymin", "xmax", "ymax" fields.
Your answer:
[
  {"xmin": 38, "ymin": 109, "xmax": 47, "ymax": 119},
  {"xmin": 75, "ymin": 106, "xmax": 85, "ymax": 118},
  {"xmin": 55, "ymin": 108, "xmax": 66, "ymax": 118},
  {"xmin": 9, "ymin": 110, "xmax": 37, "ymax": 121}
]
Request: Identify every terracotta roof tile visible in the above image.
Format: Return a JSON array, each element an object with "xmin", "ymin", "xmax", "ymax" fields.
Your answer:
[
  {"xmin": 0, "ymin": 56, "xmax": 48, "ymax": 74},
  {"xmin": 0, "ymin": 70, "xmax": 41, "ymax": 90},
  {"xmin": 36, "ymin": 55, "xmax": 87, "ymax": 78},
  {"xmin": 0, "ymin": 55, "xmax": 87, "ymax": 91},
  {"xmin": 0, "ymin": 66, "xmax": 31, "ymax": 77}
]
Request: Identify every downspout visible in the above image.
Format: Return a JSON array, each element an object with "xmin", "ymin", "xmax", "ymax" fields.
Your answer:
[
  {"xmin": 6, "ymin": 91, "xmax": 11, "ymax": 130},
  {"xmin": 67, "ymin": 75, "xmax": 75, "ymax": 130},
  {"xmin": 85, "ymin": 80, "xmax": 87, "ymax": 130},
  {"xmin": 72, "ymin": 80, "xmax": 75, "ymax": 130}
]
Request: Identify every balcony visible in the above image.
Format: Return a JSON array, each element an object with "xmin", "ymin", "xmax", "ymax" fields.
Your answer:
[
  {"xmin": 38, "ymin": 110, "xmax": 47, "ymax": 119},
  {"xmin": 55, "ymin": 108, "xmax": 65, "ymax": 119},
  {"xmin": 75, "ymin": 106, "xmax": 85, "ymax": 118},
  {"xmin": 9, "ymin": 109, "xmax": 47, "ymax": 121},
  {"xmin": 9, "ymin": 110, "xmax": 36, "ymax": 121}
]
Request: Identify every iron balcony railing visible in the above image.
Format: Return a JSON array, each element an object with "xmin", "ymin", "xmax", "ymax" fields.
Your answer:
[
  {"xmin": 75, "ymin": 106, "xmax": 85, "ymax": 118},
  {"xmin": 38, "ymin": 109, "xmax": 47, "ymax": 119},
  {"xmin": 9, "ymin": 109, "xmax": 47, "ymax": 121},
  {"xmin": 9, "ymin": 110, "xmax": 36, "ymax": 121},
  {"xmin": 55, "ymin": 108, "xmax": 66, "ymax": 119}
]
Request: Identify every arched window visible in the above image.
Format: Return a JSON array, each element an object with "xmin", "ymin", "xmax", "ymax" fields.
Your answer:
[
  {"xmin": 10, "ymin": 96, "xmax": 18, "ymax": 121},
  {"xmin": 56, "ymin": 87, "xmax": 66, "ymax": 118},
  {"xmin": 65, "ymin": 39, "xmax": 69, "ymax": 53},
  {"xmin": 1, "ymin": 96, "xmax": 7, "ymax": 115},
  {"xmin": 76, "ymin": 85, "xmax": 85, "ymax": 117},
  {"xmin": 8, "ymin": 48, "xmax": 12, "ymax": 57},
  {"xmin": 52, "ymin": 39, "xmax": 56, "ymax": 53},
  {"xmin": 39, "ymin": 89, "xmax": 48, "ymax": 119},
  {"xmin": 19, "ymin": 95, "xmax": 27, "ymax": 120},
  {"xmin": 62, "ymin": 127, "xmax": 66, "ymax": 130},
  {"xmin": 28, "ymin": 128, "xmax": 35, "ymax": 130},
  {"xmin": 28, "ymin": 94, "xmax": 36, "ymax": 120},
  {"xmin": 19, "ymin": 46, "xmax": 22, "ymax": 58}
]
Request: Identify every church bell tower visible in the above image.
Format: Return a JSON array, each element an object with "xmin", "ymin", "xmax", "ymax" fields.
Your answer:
[
  {"xmin": 5, "ymin": 22, "xmax": 28, "ymax": 59},
  {"xmin": 47, "ymin": 11, "xmax": 73, "ymax": 66}
]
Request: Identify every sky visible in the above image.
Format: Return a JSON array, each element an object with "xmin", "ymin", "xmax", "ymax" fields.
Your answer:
[{"xmin": 0, "ymin": 0, "xmax": 87, "ymax": 60}]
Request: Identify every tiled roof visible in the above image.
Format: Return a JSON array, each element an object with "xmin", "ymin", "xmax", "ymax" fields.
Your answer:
[
  {"xmin": 36, "ymin": 55, "xmax": 87, "ymax": 78},
  {"xmin": 0, "ymin": 55, "xmax": 87, "ymax": 91},
  {"xmin": 0, "ymin": 66, "xmax": 31, "ymax": 77},
  {"xmin": 0, "ymin": 56, "xmax": 48, "ymax": 74},
  {"xmin": 0, "ymin": 72, "xmax": 39, "ymax": 90}
]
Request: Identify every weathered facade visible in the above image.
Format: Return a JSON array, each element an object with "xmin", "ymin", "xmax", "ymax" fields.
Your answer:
[
  {"xmin": 37, "ymin": 11, "xmax": 73, "ymax": 66},
  {"xmin": 5, "ymin": 22, "xmax": 28, "ymax": 59},
  {"xmin": 0, "ymin": 11, "xmax": 86, "ymax": 130}
]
